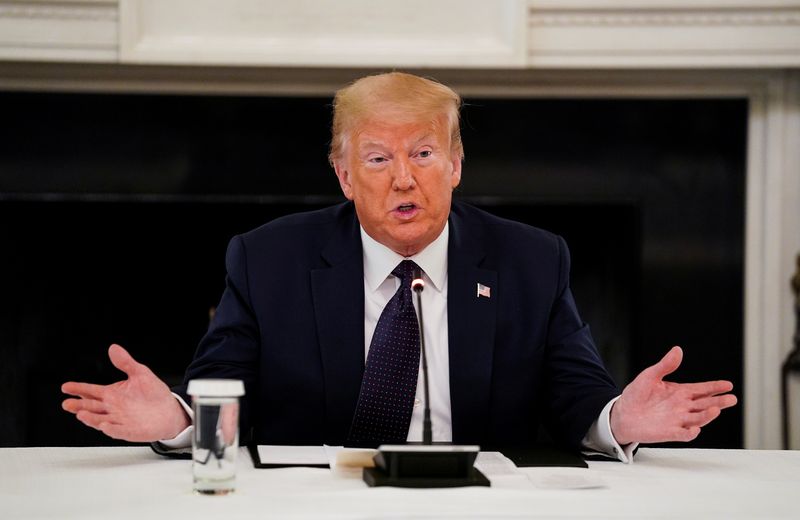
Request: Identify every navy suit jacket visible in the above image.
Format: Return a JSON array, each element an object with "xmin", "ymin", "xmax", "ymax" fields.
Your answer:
[{"xmin": 176, "ymin": 200, "xmax": 619, "ymax": 450}]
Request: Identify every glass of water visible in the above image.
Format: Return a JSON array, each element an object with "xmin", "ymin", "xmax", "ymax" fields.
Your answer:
[{"xmin": 187, "ymin": 379, "xmax": 245, "ymax": 495}]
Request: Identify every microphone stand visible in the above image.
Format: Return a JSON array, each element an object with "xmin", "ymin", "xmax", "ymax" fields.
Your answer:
[
  {"xmin": 362, "ymin": 266, "xmax": 489, "ymax": 488},
  {"xmin": 412, "ymin": 272, "xmax": 433, "ymax": 445}
]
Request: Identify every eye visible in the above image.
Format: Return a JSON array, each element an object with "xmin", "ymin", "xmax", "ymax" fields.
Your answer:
[
  {"xmin": 368, "ymin": 156, "xmax": 387, "ymax": 164},
  {"xmin": 417, "ymin": 149, "xmax": 433, "ymax": 159}
]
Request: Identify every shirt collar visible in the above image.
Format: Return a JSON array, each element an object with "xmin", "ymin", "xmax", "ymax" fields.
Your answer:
[{"xmin": 361, "ymin": 223, "xmax": 449, "ymax": 293}]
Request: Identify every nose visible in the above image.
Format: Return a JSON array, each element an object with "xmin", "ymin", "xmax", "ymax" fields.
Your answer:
[{"xmin": 392, "ymin": 159, "xmax": 416, "ymax": 191}]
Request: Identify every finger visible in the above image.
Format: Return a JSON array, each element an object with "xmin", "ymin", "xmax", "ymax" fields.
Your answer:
[
  {"xmin": 682, "ymin": 407, "xmax": 721, "ymax": 429},
  {"xmin": 676, "ymin": 426, "xmax": 701, "ymax": 442},
  {"xmin": 718, "ymin": 393, "xmax": 738, "ymax": 409},
  {"xmin": 76, "ymin": 410, "xmax": 120, "ymax": 431},
  {"xmin": 680, "ymin": 380, "xmax": 734, "ymax": 399},
  {"xmin": 689, "ymin": 394, "xmax": 738, "ymax": 412},
  {"xmin": 61, "ymin": 381, "xmax": 106, "ymax": 400},
  {"xmin": 108, "ymin": 344, "xmax": 141, "ymax": 377},
  {"xmin": 62, "ymin": 398, "xmax": 108, "ymax": 415},
  {"xmin": 645, "ymin": 346, "xmax": 683, "ymax": 380}
]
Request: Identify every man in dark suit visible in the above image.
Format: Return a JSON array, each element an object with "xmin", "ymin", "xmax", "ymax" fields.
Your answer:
[{"xmin": 62, "ymin": 72, "xmax": 736, "ymax": 460}]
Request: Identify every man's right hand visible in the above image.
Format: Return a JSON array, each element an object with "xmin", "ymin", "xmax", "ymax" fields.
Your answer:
[{"xmin": 62, "ymin": 344, "xmax": 191, "ymax": 442}]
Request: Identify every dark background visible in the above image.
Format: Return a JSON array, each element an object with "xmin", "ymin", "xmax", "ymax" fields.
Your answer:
[{"xmin": 0, "ymin": 92, "xmax": 746, "ymax": 448}]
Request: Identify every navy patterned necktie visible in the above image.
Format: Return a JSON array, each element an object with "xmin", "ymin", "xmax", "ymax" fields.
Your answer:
[{"xmin": 348, "ymin": 260, "xmax": 421, "ymax": 447}]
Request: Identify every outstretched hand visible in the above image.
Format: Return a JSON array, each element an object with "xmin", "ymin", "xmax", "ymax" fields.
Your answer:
[
  {"xmin": 610, "ymin": 346, "xmax": 737, "ymax": 446},
  {"xmin": 62, "ymin": 344, "xmax": 190, "ymax": 442}
]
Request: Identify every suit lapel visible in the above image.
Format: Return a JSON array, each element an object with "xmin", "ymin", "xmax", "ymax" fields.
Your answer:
[
  {"xmin": 447, "ymin": 206, "xmax": 497, "ymax": 444},
  {"xmin": 311, "ymin": 206, "xmax": 365, "ymax": 443}
]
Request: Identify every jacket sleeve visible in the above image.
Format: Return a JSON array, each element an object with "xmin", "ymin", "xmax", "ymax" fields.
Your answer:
[
  {"xmin": 172, "ymin": 234, "xmax": 261, "ymax": 439},
  {"xmin": 542, "ymin": 235, "xmax": 621, "ymax": 450}
]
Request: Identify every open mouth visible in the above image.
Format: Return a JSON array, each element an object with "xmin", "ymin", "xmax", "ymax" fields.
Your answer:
[{"xmin": 392, "ymin": 203, "xmax": 419, "ymax": 220}]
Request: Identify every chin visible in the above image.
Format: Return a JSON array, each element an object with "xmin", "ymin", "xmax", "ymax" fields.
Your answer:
[
  {"xmin": 389, "ymin": 236, "xmax": 428, "ymax": 257},
  {"xmin": 380, "ymin": 220, "xmax": 440, "ymax": 255}
]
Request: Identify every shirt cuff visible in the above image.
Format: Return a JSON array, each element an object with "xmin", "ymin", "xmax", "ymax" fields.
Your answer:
[
  {"xmin": 156, "ymin": 393, "xmax": 194, "ymax": 449},
  {"xmin": 581, "ymin": 396, "xmax": 638, "ymax": 464}
]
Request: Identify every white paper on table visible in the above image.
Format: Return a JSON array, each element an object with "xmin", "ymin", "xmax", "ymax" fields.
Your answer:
[
  {"xmin": 526, "ymin": 467, "xmax": 607, "ymax": 489},
  {"xmin": 474, "ymin": 452, "xmax": 521, "ymax": 476},
  {"xmin": 323, "ymin": 444, "xmax": 344, "ymax": 468},
  {"xmin": 256, "ymin": 445, "xmax": 328, "ymax": 465},
  {"xmin": 474, "ymin": 452, "xmax": 533, "ymax": 488},
  {"xmin": 324, "ymin": 446, "xmax": 379, "ymax": 477}
]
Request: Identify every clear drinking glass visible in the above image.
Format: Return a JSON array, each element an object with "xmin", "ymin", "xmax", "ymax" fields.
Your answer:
[{"xmin": 187, "ymin": 379, "xmax": 245, "ymax": 495}]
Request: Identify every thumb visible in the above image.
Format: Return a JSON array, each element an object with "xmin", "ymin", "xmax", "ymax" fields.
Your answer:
[
  {"xmin": 108, "ymin": 344, "xmax": 141, "ymax": 377},
  {"xmin": 646, "ymin": 345, "xmax": 683, "ymax": 380}
]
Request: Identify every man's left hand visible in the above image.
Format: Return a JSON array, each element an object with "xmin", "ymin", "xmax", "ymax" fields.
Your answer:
[{"xmin": 610, "ymin": 346, "xmax": 738, "ymax": 446}]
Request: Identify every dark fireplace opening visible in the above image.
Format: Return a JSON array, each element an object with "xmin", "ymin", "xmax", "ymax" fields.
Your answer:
[{"xmin": 0, "ymin": 91, "xmax": 746, "ymax": 449}]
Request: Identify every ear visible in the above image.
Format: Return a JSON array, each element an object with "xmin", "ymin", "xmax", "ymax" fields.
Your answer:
[
  {"xmin": 333, "ymin": 160, "xmax": 354, "ymax": 200},
  {"xmin": 449, "ymin": 155, "xmax": 462, "ymax": 189}
]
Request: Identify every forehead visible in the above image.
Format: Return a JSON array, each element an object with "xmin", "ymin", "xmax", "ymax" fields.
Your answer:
[{"xmin": 351, "ymin": 117, "xmax": 446, "ymax": 149}]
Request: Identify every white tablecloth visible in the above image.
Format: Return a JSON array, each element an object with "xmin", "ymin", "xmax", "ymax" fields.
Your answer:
[{"xmin": 1, "ymin": 447, "xmax": 798, "ymax": 519}]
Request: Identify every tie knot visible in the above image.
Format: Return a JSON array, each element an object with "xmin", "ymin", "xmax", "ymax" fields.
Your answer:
[{"xmin": 392, "ymin": 260, "xmax": 418, "ymax": 284}]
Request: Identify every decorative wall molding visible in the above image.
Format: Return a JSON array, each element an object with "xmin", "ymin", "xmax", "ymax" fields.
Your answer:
[
  {"xmin": 744, "ymin": 71, "xmax": 800, "ymax": 450},
  {"xmin": 0, "ymin": 1, "xmax": 117, "ymax": 62},
  {"xmin": 118, "ymin": 0, "xmax": 527, "ymax": 68},
  {"xmin": 528, "ymin": 10, "xmax": 800, "ymax": 27},
  {"xmin": 0, "ymin": 2, "xmax": 117, "ymax": 21},
  {"xmin": 526, "ymin": 3, "xmax": 800, "ymax": 68},
  {"xmin": 1, "ymin": 1, "xmax": 799, "ymax": 68}
]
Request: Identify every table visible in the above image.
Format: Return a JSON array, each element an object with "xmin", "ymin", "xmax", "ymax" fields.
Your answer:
[{"xmin": 2, "ymin": 447, "xmax": 798, "ymax": 519}]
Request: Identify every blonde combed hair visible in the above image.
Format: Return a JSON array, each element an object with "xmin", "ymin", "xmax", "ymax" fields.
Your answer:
[{"xmin": 328, "ymin": 72, "xmax": 464, "ymax": 166}]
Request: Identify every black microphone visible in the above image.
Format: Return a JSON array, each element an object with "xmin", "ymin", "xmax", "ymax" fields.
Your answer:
[{"xmin": 411, "ymin": 266, "xmax": 433, "ymax": 445}]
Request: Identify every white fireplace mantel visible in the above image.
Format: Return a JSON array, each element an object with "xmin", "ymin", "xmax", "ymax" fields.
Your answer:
[
  {"xmin": 1, "ymin": 1, "xmax": 800, "ymax": 68},
  {"xmin": 1, "ymin": 1, "xmax": 799, "ymax": 450}
]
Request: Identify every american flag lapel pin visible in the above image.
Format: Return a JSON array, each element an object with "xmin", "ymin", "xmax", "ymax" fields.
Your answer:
[{"xmin": 477, "ymin": 282, "xmax": 491, "ymax": 299}]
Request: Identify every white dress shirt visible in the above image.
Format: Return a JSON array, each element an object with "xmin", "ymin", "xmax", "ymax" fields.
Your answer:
[
  {"xmin": 163, "ymin": 222, "xmax": 636, "ymax": 463},
  {"xmin": 360, "ymin": 223, "xmax": 452, "ymax": 443}
]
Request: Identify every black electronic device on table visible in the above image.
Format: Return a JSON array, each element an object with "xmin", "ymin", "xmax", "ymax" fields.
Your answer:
[{"xmin": 364, "ymin": 444, "xmax": 489, "ymax": 488}]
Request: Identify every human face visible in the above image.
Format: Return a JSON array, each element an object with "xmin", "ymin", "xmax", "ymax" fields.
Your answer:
[{"xmin": 334, "ymin": 116, "xmax": 462, "ymax": 257}]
